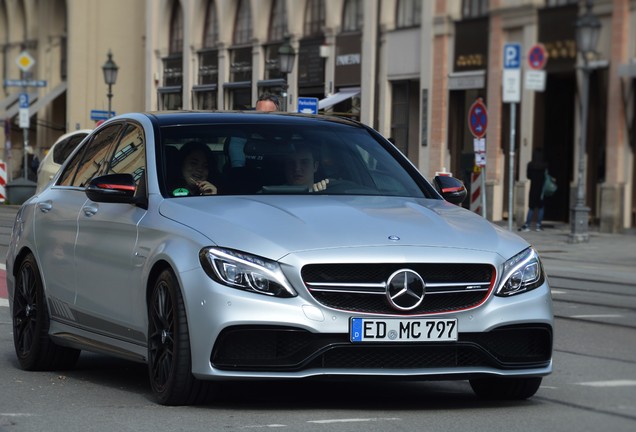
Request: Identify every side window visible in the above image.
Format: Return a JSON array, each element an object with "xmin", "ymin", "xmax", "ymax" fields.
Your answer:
[
  {"xmin": 53, "ymin": 133, "xmax": 89, "ymax": 164},
  {"xmin": 107, "ymin": 123, "xmax": 146, "ymax": 186},
  {"xmin": 58, "ymin": 125, "xmax": 123, "ymax": 188}
]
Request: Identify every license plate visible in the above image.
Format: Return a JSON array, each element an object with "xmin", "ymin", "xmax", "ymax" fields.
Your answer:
[{"xmin": 350, "ymin": 317, "xmax": 458, "ymax": 342}]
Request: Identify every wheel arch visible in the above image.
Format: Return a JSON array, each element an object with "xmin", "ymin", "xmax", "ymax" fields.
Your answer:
[
  {"xmin": 146, "ymin": 259, "xmax": 176, "ymax": 306},
  {"xmin": 12, "ymin": 246, "xmax": 38, "ymax": 280}
]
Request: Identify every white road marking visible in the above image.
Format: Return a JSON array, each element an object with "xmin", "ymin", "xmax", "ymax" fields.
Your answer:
[
  {"xmin": 576, "ymin": 380, "xmax": 636, "ymax": 387},
  {"xmin": 551, "ymin": 290, "xmax": 567, "ymax": 295},
  {"xmin": 570, "ymin": 314, "xmax": 623, "ymax": 319},
  {"xmin": 307, "ymin": 418, "xmax": 400, "ymax": 424},
  {"xmin": 241, "ymin": 425, "xmax": 286, "ymax": 429},
  {"xmin": 1, "ymin": 413, "xmax": 36, "ymax": 417},
  {"xmin": 0, "ymin": 263, "xmax": 6, "ymax": 270}
]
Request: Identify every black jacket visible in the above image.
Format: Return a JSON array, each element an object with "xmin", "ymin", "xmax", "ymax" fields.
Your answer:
[{"xmin": 527, "ymin": 158, "xmax": 548, "ymax": 208}]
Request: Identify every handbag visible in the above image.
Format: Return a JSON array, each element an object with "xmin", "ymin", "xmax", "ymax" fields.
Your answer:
[{"xmin": 542, "ymin": 169, "xmax": 557, "ymax": 198}]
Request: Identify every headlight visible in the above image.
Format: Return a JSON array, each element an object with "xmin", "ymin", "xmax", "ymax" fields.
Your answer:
[
  {"xmin": 199, "ymin": 247, "xmax": 296, "ymax": 298},
  {"xmin": 496, "ymin": 247, "xmax": 545, "ymax": 296}
]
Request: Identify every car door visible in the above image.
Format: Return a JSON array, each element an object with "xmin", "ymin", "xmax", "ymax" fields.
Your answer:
[
  {"xmin": 33, "ymin": 124, "xmax": 123, "ymax": 316},
  {"xmin": 73, "ymin": 122, "xmax": 148, "ymax": 344}
]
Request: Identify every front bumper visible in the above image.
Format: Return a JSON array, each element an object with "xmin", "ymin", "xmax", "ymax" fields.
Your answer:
[{"xmin": 211, "ymin": 323, "xmax": 552, "ymax": 372}]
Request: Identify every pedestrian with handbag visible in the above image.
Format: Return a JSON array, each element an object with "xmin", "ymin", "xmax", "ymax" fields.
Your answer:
[{"xmin": 519, "ymin": 148, "xmax": 551, "ymax": 232}]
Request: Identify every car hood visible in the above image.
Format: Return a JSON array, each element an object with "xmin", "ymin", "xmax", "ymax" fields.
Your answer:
[{"xmin": 158, "ymin": 195, "xmax": 528, "ymax": 260}]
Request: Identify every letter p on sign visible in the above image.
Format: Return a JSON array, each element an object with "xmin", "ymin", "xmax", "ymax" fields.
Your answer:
[{"xmin": 503, "ymin": 43, "xmax": 521, "ymax": 69}]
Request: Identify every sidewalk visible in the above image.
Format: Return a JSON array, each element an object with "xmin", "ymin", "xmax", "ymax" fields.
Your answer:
[{"xmin": 498, "ymin": 220, "xmax": 636, "ymax": 286}]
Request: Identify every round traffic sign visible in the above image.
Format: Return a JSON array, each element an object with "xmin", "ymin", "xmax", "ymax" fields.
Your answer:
[
  {"xmin": 468, "ymin": 98, "xmax": 488, "ymax": 139},
  {"xmin": 527, "ymin": 43, "xmax": 548, "ymax": 70}
]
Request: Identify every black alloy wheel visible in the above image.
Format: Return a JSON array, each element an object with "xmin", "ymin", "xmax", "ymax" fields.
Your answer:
[
  {"xmin": 13, "ymin": 253, "xmax": 80, "ymax": 370},
  {"xmin": 148, "ymin": 269, "xmax": 210, "ymax": 405}
]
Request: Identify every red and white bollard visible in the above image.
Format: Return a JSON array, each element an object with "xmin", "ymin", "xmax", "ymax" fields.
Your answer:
[
  {"xmin": 0, "ymin": 160, "xmax": 6, "ymax": 203},
  {"xmin": 470, "ymin": 168, "xmax": 483, "ymax": 216}
]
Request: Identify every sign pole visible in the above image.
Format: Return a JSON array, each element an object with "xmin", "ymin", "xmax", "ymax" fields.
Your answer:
[
  {"xmin": 503, "ymin": 42, "xmax": 521, "ymax": 231},
  {"xmin": 20, "ymin": 83, "xmax": 30, "ymax": 180},
  {"xmin": 481, "ymin": 165, "xmax": 487, "ymax": 219},
  {"xmin": 468, "ymin": 98, "xmax": 488, "ymax": 218},
  {"xmin": 509, "ymin": 103, "xmax": 516, "ymax": 232}
]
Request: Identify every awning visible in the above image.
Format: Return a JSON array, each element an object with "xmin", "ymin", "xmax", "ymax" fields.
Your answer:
[
  {"xmin": 222, "ymin": 81, "xmax": 251, "ymax": 89},
  {"xmin": 318, "ymin": 87, "xmax": 360, "ymax": 110},
  {"xmin": 257, "ymin": 78, "xmax": 286, "ymax": 88},
  {"xmin": 2, "ymin": 82, "xmax": 67, "ymax": 120}
]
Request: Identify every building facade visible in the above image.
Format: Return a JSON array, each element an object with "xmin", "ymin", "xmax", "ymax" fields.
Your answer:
[{"xmin": 1, "ymin": 0, "xmax": 635, "ymax": 231}]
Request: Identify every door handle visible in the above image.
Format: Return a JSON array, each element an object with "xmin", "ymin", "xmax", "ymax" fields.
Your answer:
[
  {"xmin": 37, "ymin": 201, "xmax": 53, "ymax": 213},
  {"xmin": 82, "ymin": 203, "xmax": 98, "ymax": 217}
]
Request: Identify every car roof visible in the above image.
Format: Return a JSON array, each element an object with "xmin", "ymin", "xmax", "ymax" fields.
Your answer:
[{"xmin": 138, "ymin": 111, "xmax": 365, "ymax": 129}]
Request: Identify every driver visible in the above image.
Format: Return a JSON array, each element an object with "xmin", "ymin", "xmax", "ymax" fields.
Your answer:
[{"xmin": 284, "ymin": 143, "xmax": 329, "ymax": 192}]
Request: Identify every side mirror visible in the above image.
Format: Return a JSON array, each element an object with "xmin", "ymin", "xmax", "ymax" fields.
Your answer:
[
  {"xmin": 433, "ymin": 175, "xmax": 467, "ymax": 205},
  {"xmin": 85, "ymin": 173, "xmax": 141, "ymax": 205}
]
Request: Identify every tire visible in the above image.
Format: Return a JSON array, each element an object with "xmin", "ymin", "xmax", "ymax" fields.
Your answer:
[
  {"xmin": 469, "ymin": 377, "xmax": 543, "ymax": 400},
  {"xmin": 147, "ymin": 269, "xmax": 210, "ymax": 405},
  {"xmin": 13, "ymin": 254, "xmax": 81, "ymax": 371}
]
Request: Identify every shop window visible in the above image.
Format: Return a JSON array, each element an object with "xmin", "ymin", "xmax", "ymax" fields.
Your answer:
[
  {"xmin": 269, "ymin": 0, "xmax": 287, "ymax": 41},
  {"xmin": 230, "ymin": 47, "xmax": 252, "ymax": 82},
  {"xmin": 342, "ymin": 0, "xmax": 363, "ymax": 33},
  {"xmin": 461, "ymin": 0, "xmax": 488, "ymax": 19},
  {"xmin": 396, "ymin": 0, "xmax": 421, "ymax": 28},
  {"xmin": 304, "ymin": 0, "xmax": 325, "ymax": 37},
  {"xmin": 193, "ymin": 91, "xmax": 217, "ymax": 110},
  {"xmin": 203, "ymin": 1, "xmax": 219, "ymax": 47},
  {"xmin": 159, "ymin": 89, "xmax": 182, "ymax": 110},
  {"xmin": 264, "ymin": 0, "xmax": 288, "ymax": 81},
  {"xmin": 159, "ymin": 1, "xmax": 183, "ymax": 109},
  {"xmin": 234, "ymin": 0, "xmax": 252, "ymax": 45},
  {"xmin": 198, "ymin": 50, "xmax": 218, "ymax": 86},
  {"xmin": 391, "ymin": 82, "xmax": 409, "ymax": 156}
]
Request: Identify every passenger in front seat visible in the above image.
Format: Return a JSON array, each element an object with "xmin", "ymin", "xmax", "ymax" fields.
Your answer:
[{"xmin": 169, "ymin": 142, "xmax": 219, "ymax": 196}]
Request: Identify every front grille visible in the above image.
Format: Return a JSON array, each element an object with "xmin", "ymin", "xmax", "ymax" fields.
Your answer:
[
  {"xmin": 211, "ymin": 325, "xmax": 553, "ymax": 372},
  {"xmin": 302, "ymin": 263, "xmax": 495, "ymax": 314}
]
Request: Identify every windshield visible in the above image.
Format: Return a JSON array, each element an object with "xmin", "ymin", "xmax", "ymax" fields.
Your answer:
[{"xmin": 158, "ymin": 121, "xmax": 429, "ymax": 198}]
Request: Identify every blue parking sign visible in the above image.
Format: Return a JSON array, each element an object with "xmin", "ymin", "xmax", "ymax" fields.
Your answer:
[
  {"xmin": 19, "ymin": 93, "xmax": 29, "ymax": 109},
  {"xmin": 297, "ymin": 97, "xmax": 318, "ymax": 114},
  {"xmin": 503, "ymin": 43, "xmax": 521, "ymax": 69}
]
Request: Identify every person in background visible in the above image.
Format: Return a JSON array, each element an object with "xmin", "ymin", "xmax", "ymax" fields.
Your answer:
[
  {"xmin": 255, "ymin": 93, "xmax": 280, "ymax": 112},
  {"xmin": 23, "ymin": 146, "xmax": 39, "ymax": 182},
  {"xmin": 170, "ymin": 142, "xmax": 218, "ymax": 196},
  {"xmin": 519, "ymin": 148, "xmax": 548, "ymax": 232},
  {"xmin": 228, "ymin": 93, "xmax": 281, "ymax": 169}
]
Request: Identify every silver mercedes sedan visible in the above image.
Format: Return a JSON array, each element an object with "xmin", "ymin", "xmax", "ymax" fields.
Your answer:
[{"xmin": 7, "ymin": 112, "xmax": 553, "ymax": 405}]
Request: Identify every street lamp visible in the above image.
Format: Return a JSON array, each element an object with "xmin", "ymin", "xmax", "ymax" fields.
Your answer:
[
  {"xmin": 102, "ymin": 50, "xmax": 119, "ymax": 118},
  {"xmin": 278, "ymin": 36, "xmax": 296, "ymax": 111},
  {"xmin": 569, "ymin": 0, "xmax": 600, "ymax": 243}
]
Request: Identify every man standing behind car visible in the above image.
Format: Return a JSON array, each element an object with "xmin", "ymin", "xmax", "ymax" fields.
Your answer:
[
  {"xmin": 255, "ymin": 93, "xmax": 280, "ymax": 112},
  {"xmin": 227, "ymin": 93, "xmax": 280, "ymax": 169}
]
